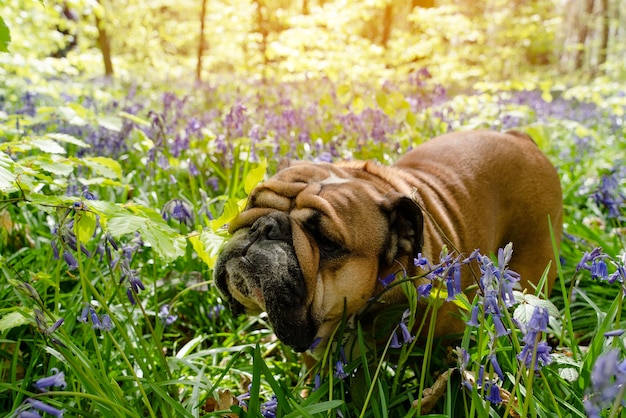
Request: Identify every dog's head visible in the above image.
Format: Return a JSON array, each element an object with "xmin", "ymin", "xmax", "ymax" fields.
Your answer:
[{"xmin": 214, "ymin": 161, "xmax": 423, "ymax": 353}]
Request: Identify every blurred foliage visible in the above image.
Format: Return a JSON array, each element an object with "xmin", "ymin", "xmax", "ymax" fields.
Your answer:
[{"xmin": 2, "ymin": 0, "xmax": 625, "ymax": 86}]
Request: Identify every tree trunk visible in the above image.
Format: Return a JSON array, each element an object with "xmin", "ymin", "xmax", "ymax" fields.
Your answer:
[
  {"xmin": 381, "ymin": 3, "xmax": 393, "ymax": 48},
  {"xmin": 196, "ymin": 0, "xmax": 208, "ymax": 82},
  {"xmin": 412, "ymin": 0, "xmax": 434, "ymax": 8},
  {"xmin": 95, "ymin": 7, "xmax": 113, "ymax": 77},
  {"xmin": 596, "ymin": 0, "xmax": 609, "ymax": 72},
  {"xmin": 573, "ymin": 0, "xmax": 595, "ymax": 71}
]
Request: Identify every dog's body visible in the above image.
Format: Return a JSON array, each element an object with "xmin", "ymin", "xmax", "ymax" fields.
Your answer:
[{"xmin": 215, "ymin": 130, "xmax": 563, "ymax": 354}]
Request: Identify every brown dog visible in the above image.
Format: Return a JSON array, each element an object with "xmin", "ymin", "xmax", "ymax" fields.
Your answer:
[{"xmin": 214, "ymin": 130, "xmax": 563, "ymax": 354}]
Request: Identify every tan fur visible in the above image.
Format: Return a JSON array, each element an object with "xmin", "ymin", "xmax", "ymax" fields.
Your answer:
[{"xmin": 215, "ymin": 130, "xmax": 563, "ymax": 354}]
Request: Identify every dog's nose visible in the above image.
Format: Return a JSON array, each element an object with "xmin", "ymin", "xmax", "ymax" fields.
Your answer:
[{"xmin": 249, "ymin": 213, "xmax": 291, "ymax": 242}]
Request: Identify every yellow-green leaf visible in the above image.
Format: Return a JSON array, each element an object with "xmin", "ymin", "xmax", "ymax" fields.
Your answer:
[
  {"xmin": 74, "ymin": 210, "xmax": 98, "ymax": 243},
  {"xmin": 244, "ymin": 160, "xmax": 267, "ymax": 195},
  {"xmin": 188, "ymin": 229, "xmax": 226, "ymax": 269}
]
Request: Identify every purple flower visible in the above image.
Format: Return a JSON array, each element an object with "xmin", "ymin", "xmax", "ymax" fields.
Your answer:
[
  {"xmin": 417, "ymin": 283, "xmax": 432, "ymax": 299},
  {"xmin": 33, "ymin": 368, "xmax": 66, "ymax": 392},
  {"xmin": 261, "ymin": 395, "xmax": 278, "ymax": 418},
  {"xmin": 24, "ymin": 399, "xmax": 64, "ymax": 417},
  {"xmin": 62, "ymin": 251, "xmax": 78, "ymax": 271},
  {"xmin": 485, "ymin": 382, "xmax": 502, "ymax": 404},
  {"xmin": 158, "ymin": 304, "xmax": 178, "ymax": 326},
  {"xmin": 378, "ymin": 273, "xmax": 396, "ymax": 288},
  {"xmin": 489, "ymin": 355, "xmax": 505, "ymax": 381},
  {"xmin": 161, "ymin": 199, "xmax": 194, "ymax": 227},
  {"xmin": 584, "ymin": 349, "xmax": 626, "ymax": 415},
  {"xmin": 399, "ymin": 322, "xmax": 415, "ymax": 345},
  {"xmin": 308, "ymin": 337, "xmax": 322, "ymax": 351},
  {"xmin": 334, "ymin": 361, "xmax": 349, "ymax": 380},
  {"xmin": 604, "ymin": 329, "xmax": 625, "ymax": 337},
  {"xmin": 445, "ymin": 264, "xmax": 461, "ymax": 301},
  {"xmin": 492, "ymin": 315, "xmax": 510, "ymax": 337},
  {"xmin": 590, "ymin": 259, "xmax": 609, "ymax": 280},
  {"xmin": 591, "ymin": 170, "xmax": 626, "ymax": 219},
  {"xmin": 389, "ymin": 332, "xmax": 402, "ymax": 349},
  {"xmin": 466, "ymin": 304, "xmax": 481, "ymax": 327}
]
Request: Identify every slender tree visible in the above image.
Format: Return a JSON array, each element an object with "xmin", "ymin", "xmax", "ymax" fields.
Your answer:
[
  {"xmin": 196, "ymin": 0, "xmax": 208, "ymax": 82},
  {"xmin": 96, "ymin": 0, "xmax": 114, "ymax": 76}
]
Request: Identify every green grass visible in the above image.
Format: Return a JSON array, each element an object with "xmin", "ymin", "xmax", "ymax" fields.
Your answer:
[{"xmin": 0, "ymin": 74, "xmax": 625, "ymax": 417}]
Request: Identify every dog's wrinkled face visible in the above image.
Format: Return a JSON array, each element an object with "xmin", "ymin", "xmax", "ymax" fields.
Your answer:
[{"xmin": 214, "ymin": 162, "xmax": 422, "ymax": 352}]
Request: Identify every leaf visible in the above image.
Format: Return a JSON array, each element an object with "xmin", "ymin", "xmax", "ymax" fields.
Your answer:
[
  {"xmin": 106, "ymin": 214, "xmax": 148, "ymax": 237},
  {"xmin": 106, "ymin": 208, "xmax": 186, "ymax": 263},
  {"xmin": 30, "ymin": 138, "xmax": 67, "ymax": 154},
  {"xmin": 513, "ymin": 291, "xmax": 560, "ymax": 325},
  {"xmin": 119, "ymin": 111, "xmax": 150, "ymax": 126},
  {"xmin": 244, "ymin": 160, "xmax": 267, "ymax": 194},
  {"xmin": 46, "ymin": 133, "xmax": 91, "ymax": 148},
  {"xmin": 0, "ymin": 310, "xmax": 31, "ymax": 332},
  {"xmin": 0, "ymin": 16, "xmax": 10, "ymax": 53},
  {"xmin": 83, "ymin": 156, "xmax": 122, "ymax": 179},
  {"xmin": 74, "ymin": 210, "xmax": 98, "ymax": 243},
  {"xmin": 97, "ymin": 115, "xmax": 123, "ymax": 132},
  {"xmin": 189, "ymin": 229, "xmax": 226, "ymax": 269},
  {"xmin": 0, "ymin": 151, "xmax": 15, "ymax": 191},
  {"xmin": 38, "ymin": 160, "xmax": 76, "ymax": 176},
  {"xmin": 210, "ymin": 198, "xmax": 242, "ymax": 231}
]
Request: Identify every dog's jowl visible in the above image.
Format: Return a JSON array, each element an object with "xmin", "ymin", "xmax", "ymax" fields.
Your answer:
[{"xmin": 214, "ymin": 130, "xmax": 563, "ymax": 354}]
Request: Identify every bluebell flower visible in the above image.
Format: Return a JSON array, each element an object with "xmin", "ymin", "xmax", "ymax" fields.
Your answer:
[
  {"xmin": 158, "ymin": 304, "xmax": 178, "ymax": 326},
  {"xmin": 207, "ymin": 304, "xmax": 224, "ymax": 320},
  {"xmin": 466, "ymin": 304, "xmax": 481, "ymax": 327},
  {"xmin": 590, "ymin": 259, "xmax": 609, "ymax": 280},
  {"xmin": 161, "ymin": 199, "xmax": 194, "ymax": 227},
  {"xmin": 417, "ymin": 282, "xmax": 432, "ymax": 299},
  {"xmin": 77, "ymin": 306, "xmax": 89, "ymax": 323},
  {"xmin": 604, "ymin": 329, "xmax": 624, "ymax": 337},
  {"xmin": 445, "ymin": 264, "xmax": 461, "ymax": 301},
  {"xmin": 62, "ymin": 251, "xmax": 78, "ymax": 271},
  {"xmin": 23, "ymin": 399, "xmax": 64, "ymax": 417},
  {"xmin": 260, "ymin": 395, "xmax": 278, "ymax": 418},
  {"xmin": 33, "ymin": 368, "xmax": 66, "ymax": 392},
  {"xmin": 399, "ymin": 322, "xmax": 415, "ymax": 345},
  {"xmin": 584, "ymin": 349, "xmax": 626, "ymax": 416},
  {"xmin": 389, "ymin": 332, "xmax": 402, "ymax": 349},
  {"xmin": 485, "ymin": 381, "xmax": 502, "ymax": 404},
  {"xmin": 308, "ymin": 337, "xmax": 322, "ymax": 351},
  {"xmin": 492, "ymin": 315, "xmax": 510, "ymax": 337},
  {"xmin": 313, "ymin": 374, "xmax": 321, "ymax": 391},
  {"xmin": 517, "ymin": 307, "xmax": 552, "ymax": 369},
  {"xmin": 591, "ymin": 170, "xmax": 626, "ymax": 219},
  {"xmin": 334, "ymin": 360, "xmax": 349, "ymax": 380},
  {"xmin": 126, "ymin": 288, "xmax": 136, "ymax": 305},
  {"xmin": 378, "ymin": 272, "xmax": 396, "ymax": 288},
  {"xmin": 489, "ymin": 354, "xmax": 505, "ymax": 381}
]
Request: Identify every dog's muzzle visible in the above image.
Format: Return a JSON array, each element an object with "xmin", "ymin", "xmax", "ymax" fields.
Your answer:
[{"xmin": 215, "ymin": 212, "xmax": 318, "ymax": 352}]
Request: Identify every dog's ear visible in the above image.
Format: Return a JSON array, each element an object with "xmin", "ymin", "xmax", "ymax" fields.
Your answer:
[{"xmin": 382, "ymin": 194, "xmax": 424, "ymax": 267}]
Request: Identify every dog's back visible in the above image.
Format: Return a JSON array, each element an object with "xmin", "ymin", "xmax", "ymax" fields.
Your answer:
[{"xmin": 395, "ymin": 130, "xmax": 562, "ymax": 317}]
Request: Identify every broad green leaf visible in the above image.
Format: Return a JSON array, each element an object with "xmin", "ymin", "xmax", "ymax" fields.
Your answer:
[
  {"xmin": 83, "ymin": 156, "xmax": 122, "ymax": 179},
  {"xmin": 244, "ymin": 160, "xmax": 267, "ymax": 194},
  {"xmin": 188, "ymin": 229, "xmax": 226, "ymax": 269},
  {"xmin": 56, "ymin": 106, "xmax": 87, "ymax": 126},
  {"xmin": 46, "ymin": 133, "xmax": 91, "ymax": 148},
  {"xmin": 74, "ymin": 210, "xmax": 98, "ymax": 243},
  {"xmin": 26, "ymin": 193, "xmax": 73, "ymax": 207},
  {"xmin": 107, "ymin": 214, "xmax": 147, "ymax": 237},
  {"xmin": 513, "ymin": 291, "xmax": 560, "ymax": 325},
  {"xmin": 107, "ymin": 209, "xmax": 185, "ymax": 263},
  {"xmin": 30, "ymin": 138, "xmax": 67, "ymax": 154},
  {"xmin": 0, "ymin": 151, "xmax": 15, "ymax": 191},
  {"xmin": 39, "ymin": 160, "xmax": 75, "ymax": 176},
  {"xmin": 0, "ymin": 310, "xmax": 31, "ymax": 332},
  {"xmin": 0, "ymin": 16, "xmax": 10, "ymax": 53}
]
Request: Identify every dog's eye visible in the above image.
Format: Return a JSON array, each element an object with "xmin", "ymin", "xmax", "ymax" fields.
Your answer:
[{"xmin": 316, "ymin": 235, "xmax": 344, "ymax": 259}]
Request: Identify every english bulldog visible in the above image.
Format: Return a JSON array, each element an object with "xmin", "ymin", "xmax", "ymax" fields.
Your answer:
[{"xmin": 214, "ymin": 130, "xmax": 563, "ymax": 354}]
